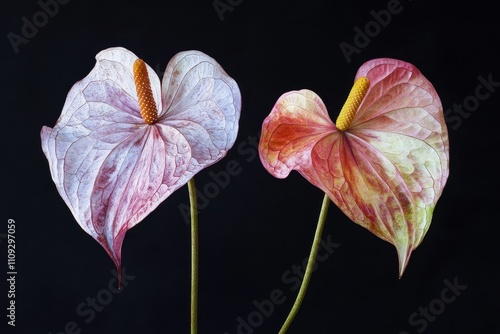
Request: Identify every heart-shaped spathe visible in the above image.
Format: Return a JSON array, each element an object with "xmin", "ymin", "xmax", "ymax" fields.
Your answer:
[
  {"xmin": 41, "ymin": 47, "xmax": 241, "ymax": 275},
  {"xmin": 259, "ymin": 58, "xmax": 449, "ymax": 276}
]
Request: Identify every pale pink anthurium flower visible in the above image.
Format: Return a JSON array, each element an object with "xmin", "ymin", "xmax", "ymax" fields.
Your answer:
[
  {"xmin": 41, "ymin": 47, "xmax": 241, "ymax": 279},
  {"xmin": 259, "ymin": 58, "xmax": 449, "ymax": 276}
]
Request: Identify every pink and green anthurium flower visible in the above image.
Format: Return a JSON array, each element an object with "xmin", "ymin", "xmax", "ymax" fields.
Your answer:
[
  {"xmin": 41, "ymin": 47, "xmax": 241, "ymax": 278},
  {"xmin": 259, "ymin": 58, "xmax": 449, "ymax": 277}
]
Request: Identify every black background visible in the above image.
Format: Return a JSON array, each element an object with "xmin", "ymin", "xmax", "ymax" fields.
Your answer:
[{"xmin": 2, "ymin": 0, "xmax": 499, "ymax": 333}]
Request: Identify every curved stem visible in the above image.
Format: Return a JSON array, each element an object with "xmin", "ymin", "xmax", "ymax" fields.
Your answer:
[
  {"xmin": 279, "ymin": 193, "xmax": 330, "ymax": 334},
  {"xmin": 188, "ymin": 178, "xmax": 198, "ymax": 334}
]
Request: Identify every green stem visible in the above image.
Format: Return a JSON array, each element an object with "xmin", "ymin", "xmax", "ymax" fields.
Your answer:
[
  {"xmin": 188, "ymin": 178, "xmax": 198, "ymax": 334},
  {"xmin": 278, "ymin": 193, "xmax": 330, "ymax": 334}
]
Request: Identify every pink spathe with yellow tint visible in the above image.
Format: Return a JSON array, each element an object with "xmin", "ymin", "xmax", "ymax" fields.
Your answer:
[{"xmin": 259, "ymin": 58, "xmax": 449, "ymax": 277}]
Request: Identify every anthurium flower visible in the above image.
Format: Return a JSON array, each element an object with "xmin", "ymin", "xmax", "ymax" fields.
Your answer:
[
  {"xmin": 259, "ymin": 58, "xmax": 449, "ymax": 276},
  {"xmin": 41, "ymin": 47, "xmax": 241, "ymax": 277}
]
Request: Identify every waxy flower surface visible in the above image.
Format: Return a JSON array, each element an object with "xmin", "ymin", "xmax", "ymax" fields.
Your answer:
[
  {"xmin": 259, "ymin": 58, "xmax": 449, "ymax": 276},
  {"xmin": 41, "ymin": 47, "xmax": 241, "ymax": 274}
]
